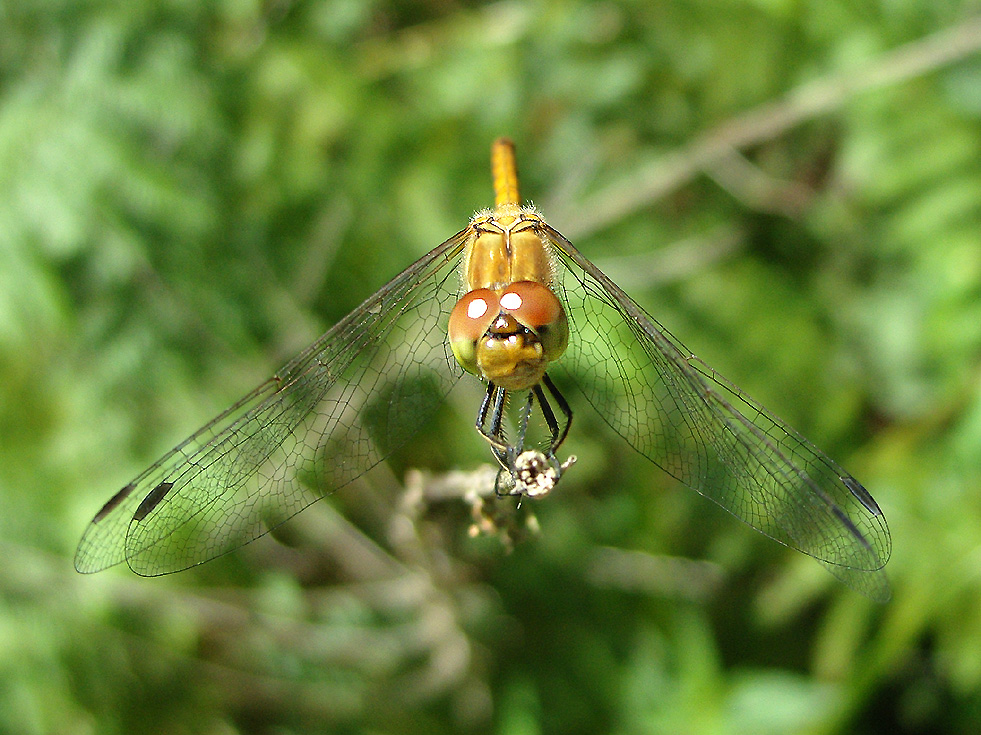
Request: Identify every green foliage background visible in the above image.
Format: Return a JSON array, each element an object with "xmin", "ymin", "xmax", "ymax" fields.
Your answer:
[{"xmin": 2, "ymin": 1, "xmax": 981, "ymax": 733}]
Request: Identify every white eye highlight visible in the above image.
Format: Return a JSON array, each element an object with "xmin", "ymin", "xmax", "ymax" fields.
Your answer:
[
  {"xmin": 467, "ymin": 298, "xmax": 489, "ymax": 319},
  {"xmin": 499, "ymin": 291, "xmax": 522, "ymax": 310}
]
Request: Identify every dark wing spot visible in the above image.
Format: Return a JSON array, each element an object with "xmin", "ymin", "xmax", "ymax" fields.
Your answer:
[
  {"xmin": 134, "ymin": 481, "xmax": 174, "ymax": 522},
  {"xmin": 841, "ymin": 475, "xmax": 882, "ymax": 516},
  {"xmin": 94, "ymin": 483, "xmax": 136, "ymax": 523}
]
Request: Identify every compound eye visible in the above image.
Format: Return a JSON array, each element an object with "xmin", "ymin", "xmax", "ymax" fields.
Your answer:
[
  {"xmin": 448, "ymin": 289, "xmax": 499, "ymax": 374},
  {"xmin": 499, "ymin": 281, "xmax": 563, "ymax": 332},
  {"xmin": 498, "ymin": 281, "xmax": 569, "ymax": 360}
]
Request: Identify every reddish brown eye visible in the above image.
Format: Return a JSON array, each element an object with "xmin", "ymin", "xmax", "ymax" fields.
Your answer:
[
  {"xmin": 499, "ymin": 281, "xmax": 562, "ymax": 331},
  {"xmin": 448, "ymin": 289, "xmax": 499, "ymax": 374},
  {"xmin": 498, "ymin": 281, "xmax": 569, "ymax": 361},
  {"xmin": 450, "ymin": 289, "xmax": 499, "ymax": 337}
]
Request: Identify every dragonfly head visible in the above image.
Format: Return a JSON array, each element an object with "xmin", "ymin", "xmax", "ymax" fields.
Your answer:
[{"xmin": 449, "ymin": 281, "xmax": 568, "ymax": 390}]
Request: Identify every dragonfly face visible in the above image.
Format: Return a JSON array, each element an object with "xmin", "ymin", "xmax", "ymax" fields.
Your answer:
[{"xmin": 75, "ymin": 138, "xmax": 891, "ymax": 602}]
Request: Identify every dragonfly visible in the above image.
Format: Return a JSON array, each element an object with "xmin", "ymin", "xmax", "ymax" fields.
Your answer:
[{"xmin": 75, "ymin": 138, "xmax": 891, "ymax": 601}]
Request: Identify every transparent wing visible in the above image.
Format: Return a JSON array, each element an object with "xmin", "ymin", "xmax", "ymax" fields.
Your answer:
[
  {"xmin": 75, "ymin": 228, "xmax": 472, "ymax": 576},
  {"xmin": 545, "ymin": 225, "xmax": 891, "ymax": 601}
]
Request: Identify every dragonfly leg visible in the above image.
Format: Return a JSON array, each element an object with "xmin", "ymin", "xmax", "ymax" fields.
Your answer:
[
  {"xmin": 477, "ymin": 377, "xmax": 576, "ymax": 498},
  {"xmin": 514, "ymin": 388, "xmax": 536, "ymax": 453},
  {"xmin": 536, "ymin": 373, "xmax": 572, "ymax": 456},
  {"xmin": 477, "ymin": 382, "xmax": 511, "ymax": 467}
]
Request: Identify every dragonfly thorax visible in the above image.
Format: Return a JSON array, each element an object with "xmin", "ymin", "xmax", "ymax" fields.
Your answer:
[{"xmin": 463, "ymin": 207, "xmax": 555, "ymax": 290}]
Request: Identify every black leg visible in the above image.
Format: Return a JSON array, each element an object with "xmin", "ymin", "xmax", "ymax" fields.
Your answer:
[
  {"xmin": 475, "ymin": 375, "xmax": 576, "ymax": 498},
  {"xmin": 477, "ymin": 382, "xmax": 511, "ymax": 467},
  {"xmin": 477, "ymin": 381, "xmax": 494, "ymax": 431},
  {"xmin": 538, "ymin": 373, "xmax": 572, "ymax": 454}
]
